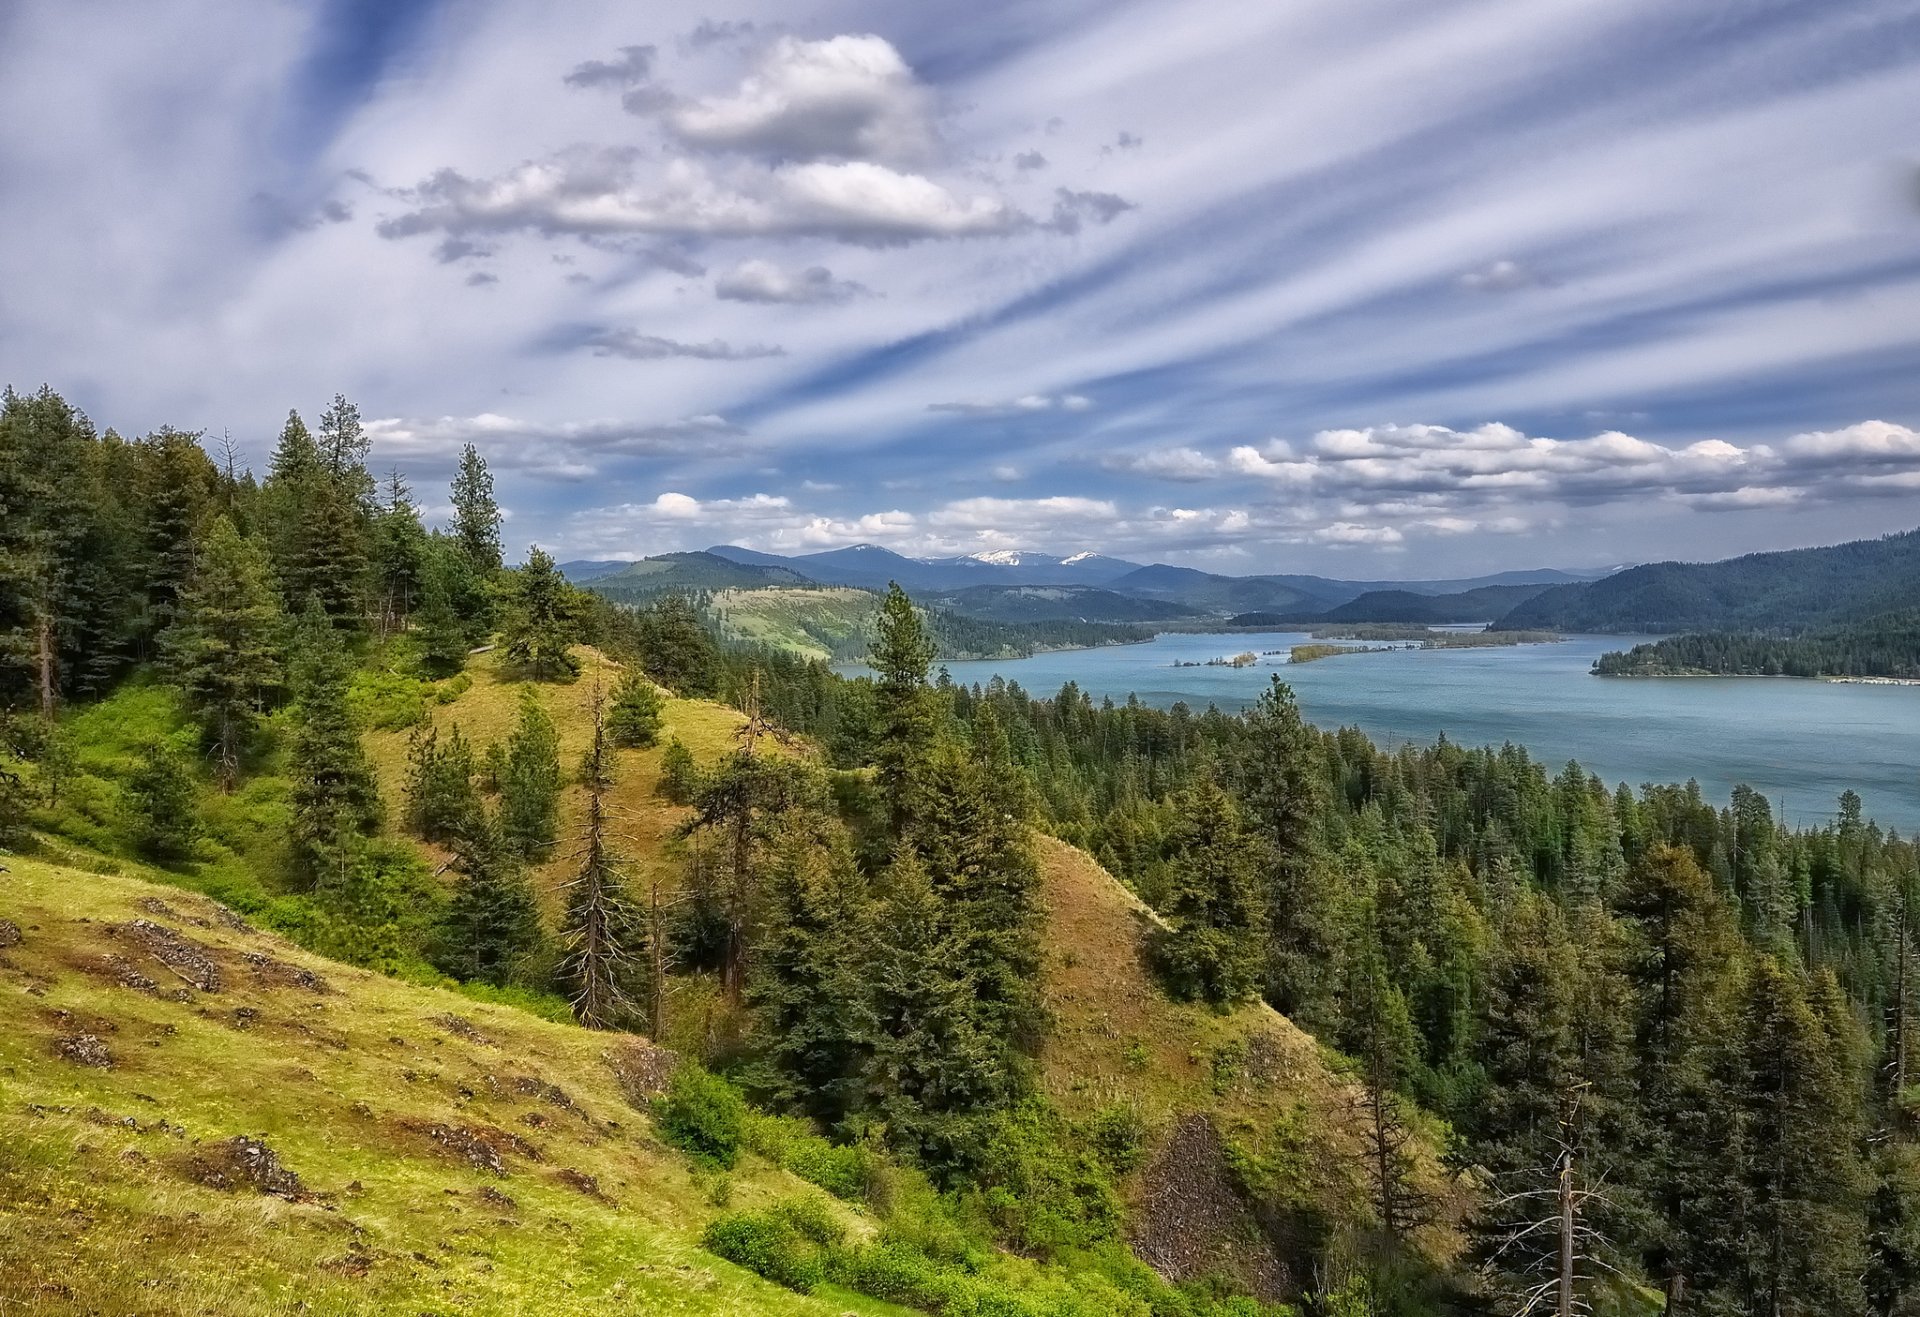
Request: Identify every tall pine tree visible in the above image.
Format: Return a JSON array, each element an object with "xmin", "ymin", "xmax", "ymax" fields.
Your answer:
[{"xmin": 162, "ymin": 515, "xmax": 283, "ymax": 789}]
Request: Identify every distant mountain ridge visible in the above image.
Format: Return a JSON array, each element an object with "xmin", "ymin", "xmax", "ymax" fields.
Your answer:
[{"xmin": 1497, "ymin": 528, "xmax": 1920, "ymax": 633}]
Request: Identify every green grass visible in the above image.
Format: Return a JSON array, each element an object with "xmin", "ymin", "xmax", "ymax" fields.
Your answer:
[
  {"xmin": 707, "ymin": 588, "xmax": 878, "ymax": 663},
  {"xmin": 0, "ymin": 854, "xmax": 908, "ymax": 1316}
]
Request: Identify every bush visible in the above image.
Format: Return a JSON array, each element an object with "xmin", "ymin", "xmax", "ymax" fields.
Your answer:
[
  {"xmin": 742, "ymin": 1111, "xmax": 883, "ymax": 1202},
  {"xmin": 1083, "ymin": 1102, "xmax": 1146, "ymax": 1174},
  {"xmin": 657, "ymin": 737, "xmax": 698, "ymax": 804},
  {"xmin": 702, "ymin": 1210, "xmax": 825, "ymax": 1293},
  {"xmin": 654, "ymin": 1064, "xmax": 745, "ymax": 1169},
  {"xmin": 771, "ymin": 1194, "xmax": 844, "ymax": 1247}
]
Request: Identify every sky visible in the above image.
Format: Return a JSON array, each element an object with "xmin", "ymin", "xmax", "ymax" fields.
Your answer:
[{"xmin": 2, "ymin": 0, "xmax": 1918, "ymax": 576}]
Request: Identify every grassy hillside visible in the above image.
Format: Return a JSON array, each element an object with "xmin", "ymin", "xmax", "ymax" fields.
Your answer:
[
  {"xmin": 0, "ymin": 854, "xmax": 901, "ymax": 1317},
  {"xmin": 589, "ymin": 552, "xmax": 821, "ymax": 602},
  {"xmin": 4, "ymin": 644, "xmax": 1471, "ymax": 1313},
  {"xmin": 708, "ymin": 586, "xmax": 878, "ymax": 662},
  {"xmin": 1033, "ymin": 839, "xmax": 1464, "ymax": 1293}
]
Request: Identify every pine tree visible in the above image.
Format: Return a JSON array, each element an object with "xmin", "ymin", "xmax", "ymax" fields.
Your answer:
[
  {"xmin": 498, "ymin": 686, "xmax": 561, "ymax": 860},
  {"xmin": 0, "ymin": 387, "xmax": 99, "ymax": 715},
  {"xmin": 870, "ymin": 582, "xmax": 935, "ymax": 835},
  {"xmin": 316, "ymin": 393, "xmax": 373, "ymax": 505},
  {"xmin": 658, "ymin": 736, "xmax": 699, "ymax": 804},
  {"xmin": 608, "ymin": 665, "xmax": 665, "ymax": 748},
  {"xmin": 126, "ymin": 739, "xmax": 199, "ymax": 861},
  {"xmin": 371, "ymin": 470, "xmax": 427, "ymax": 637},
  {"xmin": 132, "ymin": 426, "xmax": 217, "ymax": 648},
  {"xmin": 500, "ymin": 546, "xmax": 579, "ymax": 680},
  {"xmin": 909, "ymin": 738, "xmax": 1044, "ymax": 1096},
  {"xmin": 1239, "ymin": 676, "xmax": 1335, "ymax": 1020},
  {"xmin": 1341, "ymin": 917, "xmax": 1430, "ymax": 1241},
  {"xmin": 263, "ymin": 410, "xmax": 365, "ymax": 625},
  {"xmin": 1736, "ymin": 958, "xmax": 1869, "ymax": 1315},
  {"xmin": 450, "ymin": 443, "xmax": 502, "ymax": 574},
  {"xmin": 161, "ymin": 515, "xmax": 282, "ymax": 788},
  {"xmin": 415, "ymin": 538, "xmax": 472, "ymax": 675},
  {"xmin": 636, "ymin": 593, "xmax": 718, "ymax": 697},
  {"xmin": 436, "ymin": 811, "xmax": 545, "ymax": 986},
  {"xmin": 749, "ymin": 792, "xmax": 874, "ymax": 1125},
  {"xmin": 1152, "ymin": 777, "xmax": 1266, "ymax": 1006},
  {"xmin": 560, "ymin": 687, "xmax": 641, "ymax": 1028},
  {"xmin": 403, "ymin": 724, "xmax": 482, "ymax": 844},
  {"xmin": 286, "ymin": 602, "xmax": 381, "ymax": 887},
  {"xmin": 866, "ymin": 851, "xmax": 1001, "ymax": 1168}
]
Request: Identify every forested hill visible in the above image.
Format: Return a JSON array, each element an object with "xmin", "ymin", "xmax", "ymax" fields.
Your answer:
[
  {"xmin": 1496, "ymin": 526, "xmax": 1920, "ymax": 632},
  {"xmin": 1592, "ymin": 610, "xmax": 1920, "ymax": 679}
]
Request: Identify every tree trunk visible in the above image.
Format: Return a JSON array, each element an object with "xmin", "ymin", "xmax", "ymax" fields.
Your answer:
[
  {"xmin": 1558, "ymin": 1151, "xmax": 1576, "ymax": 1317},
  {"xmin": 35, "ymin": 608, "xmax": 55, "ymax": 720}
]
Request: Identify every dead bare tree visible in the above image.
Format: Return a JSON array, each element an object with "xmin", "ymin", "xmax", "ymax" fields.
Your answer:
[{"xmin": 1478, "ymin": 1085, "xmax": 1621, "ymax": 1317}]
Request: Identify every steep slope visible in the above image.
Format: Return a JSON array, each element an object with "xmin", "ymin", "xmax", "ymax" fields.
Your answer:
[
  {"xmin": 0, "ymin": 855, "xmax": 894, "ymax": 1317},
  {"xmin": 1498, "ymin": 527, "xmax": 1920, "ymax": 632},
  {"xmin": 1034, "ymin": 838, "xmax": 1464, "ymax": 1294}
]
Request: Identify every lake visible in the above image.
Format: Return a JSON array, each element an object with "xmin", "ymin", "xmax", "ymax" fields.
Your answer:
[{"xmin": 915, "ymin": 631, "xmax": 1920, "ymax": 833}]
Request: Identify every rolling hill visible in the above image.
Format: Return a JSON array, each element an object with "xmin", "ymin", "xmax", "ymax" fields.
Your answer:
[
  {"xmin": 923, "ymin": 584, "xmax": 1210, "ymax": 625},
  {"xmin": 1, "ymin": 646, "xmax": 1465, "ymax": 1313},
  {"xmin": 1497, "ymin": 527, "xmax": 1920, "ymax": 632},
  {"xmin": 586, "ymin": 552, "xmax": 821, "ymax": 601}
]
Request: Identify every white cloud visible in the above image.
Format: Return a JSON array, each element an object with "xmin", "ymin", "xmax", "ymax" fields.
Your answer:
[
  {"xmin": 927, "ymin": 392, "xmax": 1091, "ymax": 415},
  {"xmin": 575, "ymin": 328, "xmax": 785, "ymax": 360},
  {"xmin": 1103, "ymin": 446, "xmax": 1221, "ymax": 481},
  {"xmin": 666, "ymin": 35, "xmax": 937, "ymax": 164},
  {"xmin": 365, "ymin": 410, "xmax": 748, "ymax": 480},
  {"xmin": 378, "ymin": 150, "xmax": 1024, "ymax": 247},
  {"xmin": 714, "ymin": 258, "xmax": 869, "ymax": 303},
  {"xmin": 1457, "ymin": 258, "xmax": 1543, "ymax": 291}
]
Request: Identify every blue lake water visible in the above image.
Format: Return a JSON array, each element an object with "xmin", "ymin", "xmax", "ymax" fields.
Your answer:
[{"xmin": 906, "ymin": 631, "xmax": 1919, "ymax": 833}]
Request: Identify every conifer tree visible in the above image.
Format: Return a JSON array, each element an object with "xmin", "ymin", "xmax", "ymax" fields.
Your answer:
[
  {"xmin": 162, "ymin": 515, "xmax": 282, "ymax": 788},
  {"xmin": 371, "ymin": 469, "xmax": 427, "ymax": 636},
  {"xmin": 263, "ymin": 410, "xmax": 366, "ymax": 625},
  {"xmin": 1737, "ymin": 957, "xmax": 1869, "ymax": 1315},
  {"xmin": 316, "ymin": 393, "xmax": 373, "ymax": 504},
  {"xmin": 0, "ymin": 387, "xmax": 98, "ymax": 715},
  {"xmin": 132, "ymin": 426, "xmax": 218, "ymax": 646},
  {"xmin": 436, "ymin": 811, "xmax": 545, "ymax": 986},
  {"xmin": 608, "ymin": 665, "xmax": 665, "ymax": 748},
  {"xmin": 560, "ymin": 687, "xmax": 641, "ymax": 1028},
  {"xmin": 498, "ymin": 686, "xmax": 561, "ymax": 859},
  {"xmin": 1152, "ymin": 777, "xmax": 1266, "ymax": 1006},
  {"xmin": 1239, "ymin": 676, "xmax": 1335, "ymax": 1020},
  {"xmin": 500, "ymin": 546, "xmax": 579, "ymax": 680},
  {"xmin": 414, "ymin": 539, "xmax": 472, "ymax": 674},
  {"xmin": 1341, "ymin": 917, "xmax": 1429, "ymax": 1241},
  {"xmin": 658, "ymin": 736, "xmax": 698, "ymax": 804},
  {"xmin": 450, "ymin": 443, "xmax": 502, "ymax": 574},
  {"xmin": 403, "ymin": 724, "xmax": 482, "ymax": 843},
  {"xmin": 126, "ymin": 739, "xmax": 199, "ymax": 861},
  {"xmin": 286, "ymin": 602, "xmax": 381, "ymax": 887},
  {"xmin": 867, "ymin": 850, "xmax": 999, "ymax": 1167},
  {"xmin": 636, "ymin": 593, "xmax": 718, "ymax": 697},
  {"xmin": 749, "ymin": 797, "xmax": 874, "ymax": 1125},
  {"xmin": 871, "ymin": 582, "xmax": 935, "ymax": 835}
]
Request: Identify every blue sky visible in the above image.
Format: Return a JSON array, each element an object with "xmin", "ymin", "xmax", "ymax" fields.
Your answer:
[{"xmin": 2, "ymin": 0, "xmax": 1917, "ymax": 574}]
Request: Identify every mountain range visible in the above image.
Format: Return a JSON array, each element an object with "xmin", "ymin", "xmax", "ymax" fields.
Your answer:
[{"xmin": 564, "ymin": 543, "xmax": 1615, "ymax": 620}]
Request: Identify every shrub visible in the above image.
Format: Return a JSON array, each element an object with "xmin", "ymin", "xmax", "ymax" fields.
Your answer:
[
  {"xmin": 654, "ymin": 1064, "xmax": 745, "ymax": 1169},
  {"xmin": 771, "ymin": 1194, "xmax": 844, "ymax": 1247},
  {"xmin": 1084, "ymin": 1102, "xmax": 1146, "ymax": 1174},
  {"xmin": 702, "ymin": 1210, "xmax": 825, "ymax": 1293},
  {"xmin": 742, "ymin": 1111, "xmax": 882, "ymax": 1202},
  {"xmin": 608, "ymin": 667, "xmax": 665, "ymax": 748},
  {"xmin": 657, "ymin": 737, "xmax": 698, "ymax": 804}
]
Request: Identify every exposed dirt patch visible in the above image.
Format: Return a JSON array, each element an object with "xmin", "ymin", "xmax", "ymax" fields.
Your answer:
[
  {"xmin": 432, "ymin": 1013, "xmax": 497, "ymax": 1046},
  {"xmin": 604, "ymin": 1041, "xmax": 677, "ymax": 1107},
  {"xmin": 207, "ymin": 902, "xmax": 257, "ymax": 934},
  {"xmin": 1131, "ymin": 1114, "xmax": 1289, "ymax": 1301},
  {"xmin": 0, "ymin": 919, "xmax": 21, "ymax": 948},
  {"xmin": 54, "ymin": 1033, "xmax": 114, "ymax": 1068},
  {"xmin": 243, "ymin": 951, "xmax": 331, "ymax": 994},
  {"xmin": 401, "ymin": 1121, "xmax": 539, "ymax": 1176},
  {"xmin": 476, "ymin": 1185, "xmax": 518, "ymax": 1211},
  {"xmin": 110, "ymin": 919, "xmax": 222, "ymax": 992},
  {"xmin": 554, "ymin": 1167, "xmax": 610, "ymax": 1202},
  {"xmin": 183, "ymin": 1135, "xmax": 310, "ymax": 1201}
]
